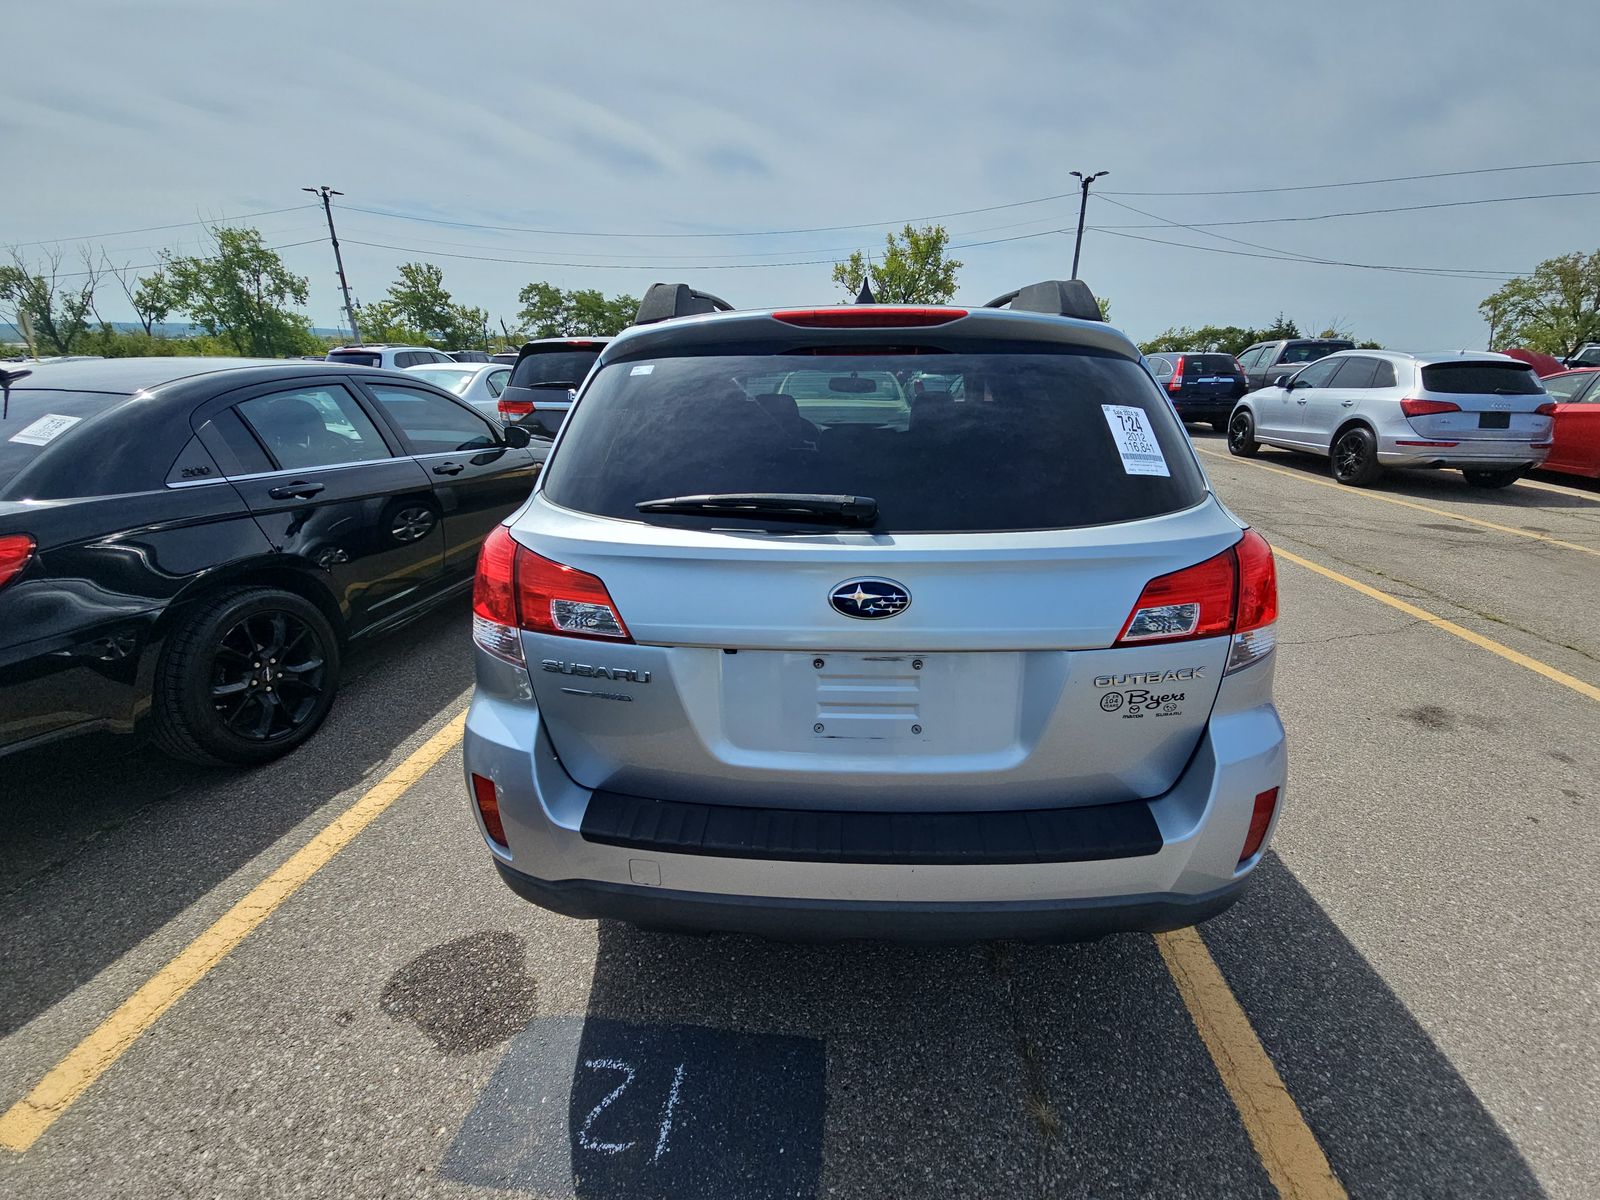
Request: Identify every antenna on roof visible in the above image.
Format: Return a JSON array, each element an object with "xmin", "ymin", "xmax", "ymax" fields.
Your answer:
[{"xmin": 856, "ymin": 277, "xmax": 876, "ymax": 304}]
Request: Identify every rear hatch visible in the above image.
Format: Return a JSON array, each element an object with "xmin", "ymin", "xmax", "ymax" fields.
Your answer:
[
  {"xmin": 499, "ymin": 341, "xmax": 605, "ymax": 437},
  {"xmin": 1404, "ymin": 360, "xmax": 1550, "ymax": 442},
  {"xmin": 510, "ymin": 333, "xmax": 1254, "ymax": 810},
  {"xmin": 1172, "ymin": 353, "xmax": 1244, "ymax": 400}
]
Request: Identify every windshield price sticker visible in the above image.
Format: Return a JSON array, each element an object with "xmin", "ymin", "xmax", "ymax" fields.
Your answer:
[
  {"xmin": 1101, "ymin": 405, "xmax": 1170, "ymax": 477},
  {"xmin": 8, "ymin": 413, "xmax": 83, "ymax": 446}
]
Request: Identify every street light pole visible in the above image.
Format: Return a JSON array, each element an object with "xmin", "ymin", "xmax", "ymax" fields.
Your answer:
[
  {"xmin": 1069, "ymin": 169, "xmax": 1108, "ymax": 280},
  {"xmin": 303, "ymin": 185, "xmax": 361, "ymax": 345}
]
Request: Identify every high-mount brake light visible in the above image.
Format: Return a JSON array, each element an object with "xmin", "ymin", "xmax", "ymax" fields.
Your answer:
[
  {"xmin": 1115, "ymin": 530, "xmax": 1278, "ymax": 675},
  {"xmin": 1168, "ymin": 354, "xmax": 1186, "ymax": 393},
  {"xmin": 0, "ymin": 534, "xmax": 34, "ymax": 590},
  {"xmin": 772, "ymin": 307, "xmax": 968, "ymax": 329},
  {"xmin": 472, "ymin": 527, "xmax": 633, "ymax": 662},
  {"xmin": 1400, "ymin": 398, "xmax": 1461, "ymax": 417}
]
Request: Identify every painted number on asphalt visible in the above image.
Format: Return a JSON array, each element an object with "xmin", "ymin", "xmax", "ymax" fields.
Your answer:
[{"xmin": 442, "ymin": 1016, "xmax": 825, "ymax": 1199}]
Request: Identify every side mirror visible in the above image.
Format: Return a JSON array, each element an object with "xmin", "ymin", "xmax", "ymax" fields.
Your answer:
[
  {"xmin": 1274, "ymin": 375, "xmax": 1294, "ymax": 389},
  {"xmin": 501, "ymin": 424, "xmax": 532, "ymax": 448}
]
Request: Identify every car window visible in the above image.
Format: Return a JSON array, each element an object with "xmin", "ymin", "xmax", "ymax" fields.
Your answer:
[
  {"xmin": 235, "ymin": 386, "xmax": 392, "ymax": 471},
  {"xmin": 1541, "ymin": 374, "xmax": 1594, "ymax": 402},
  {"xmin": 0, "ymin": 390, "xmax": 121, "ymax": 495},
  {"xmin": 1147, "ymin": 355, "xmax": 1173, "ymax": 379},
  {"xmin": 510, "ymin": 349, "xmax": 601, "ymax": 389},
  {"xmin": 1577, "ymin": 375, "xmax": 1600, "ymax": 402},
  {"xmin": 543, "ymin": 351, "xmax": 1207, "ymax": 534},
  {"xmin": 1420, "ymin": 362, "xmax": 1541, "ymax": 395},
  {"xmin": 1290, "ymin": 358, "xmax": 1343, "ymax": 389},
  {"xmin": 1238, "ymin": 346, "xmax": 1265, "ymax": 370},
  {"xmin": 487, "ymin": 369, "xmax": 509, "ymax": 397},
  {"xmin": 1371, "ymin": 360, "xmax": 1397, "ymax": 389},
  {"xmin": 1328, "ymin": 357, "xmax": 1380, "ymax": 389},
  {"xmin": 1281, "ymin": 341, "xmax": 1352, "ymax": 365},
  {"xmin": 405, "ymin": 366, "xmax": 473, "ymax": 395},
  {"xmin": 327, "ymin": 349, "xmax": 382, "ymax": 368},
  {"xmin": 366, "ymin": 383, "xmax": 500, "ymax": 453}
]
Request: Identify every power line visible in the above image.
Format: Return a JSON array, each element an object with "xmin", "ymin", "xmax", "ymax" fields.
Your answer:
[
  {"xmin": 46, "ymin": 239, "xmax": 328, "ymax": 280},
  {"xmin": 1092, "ymin": 194, "xmax": 1521, "ymax": 278},
  {"xmin": 1101, "ymin": 157, "xmax": 1600, "ymax": 196},
  {"xmin": 9, "ymin": 205, "xmax": 319, "ymax": 249},
  {"xmin": 1090, "ymin": 227, "xmax": 1518, "ymax": 282},
  {"xmin": 1096, "ymin": 188, "xmax": 1600, "ymax": 231}
]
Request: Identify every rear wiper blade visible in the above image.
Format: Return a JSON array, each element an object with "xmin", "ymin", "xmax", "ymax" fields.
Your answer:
[{"xmin": 635, "ymin": 493, "xmax": 878, "ymax": 526}]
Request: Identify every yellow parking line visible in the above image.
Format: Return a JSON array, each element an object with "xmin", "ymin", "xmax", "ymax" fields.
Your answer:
[
  {"xmin": 0, "ymin": 712, "xmax": 468, "ymax": 1154},
  {"xmin": 1274, "ymin": 546, "xmax": 1600, "ymax": 703},
  {"xmin": 1195, "ymin": 446, "xmax": 1600, "ymax": 558},
  {"xmin": 1157, "ymin": 928, "xmax": 1347, "ymax": 1199}
]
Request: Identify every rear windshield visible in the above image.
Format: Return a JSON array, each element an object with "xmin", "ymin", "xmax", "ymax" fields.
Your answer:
[
  {"xmin": 0, "ymin": 391, "xmax": 119, "ymax": 490},
  {"xmin": 1180, "ymin": 354, "xmax": 1241, "ymax": 374},
  {"xmin": 1421, "ymin": 362, "xmax": 1542, "ymax": 395},
  {"xmin": 328, "ymin": 350, "xmax": 382, "ymax": 368},
  {"xmin": 542, "ymin": 352, "xmax": 1207, "ymax": 533},
  {"xmin": 1281, "ymin": 341, "xmax": 1353, "ymax": 364},
  {"xmin": 510, "ymin": 349, "xmax": 601, "ymax": 390}
]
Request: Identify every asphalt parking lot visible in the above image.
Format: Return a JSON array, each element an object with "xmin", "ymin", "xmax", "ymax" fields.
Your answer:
[{"xmin": 2, "ymin": 434, "xmax": 1596, "ymax": 1199}]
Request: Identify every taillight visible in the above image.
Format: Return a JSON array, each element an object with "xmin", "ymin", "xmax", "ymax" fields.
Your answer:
[
  {"xmin": 1399, "ymin": 398, "xmax": 1461, "ymax": 417},
  {"xmin": 498, "ymin": 398, "xmax": 534, "ymax": 416},
  {"xmin": 1535, "ymin": 402, "xmax": 1557, "ymax": 416},
  {"xmin": 1233, "ymin": 359, "xmax": 1246, "ymax": 376},
  {"xmin": 0, "ymin": 534, "xmax": 35, "ymax": 590},
  {"xmin": 471, "ymin": 527, "xmax": 632, "ymax": 664},
  {"xmin": 1239, "ymin": 787, "xmax": 1280, "ymax": 863},
  {"xmin": 1168, "ymin": 354, "xmax": 1185, "ymax": 393},
  {"xmin": 470, "ymin": 772, "xmax": 509, "ymax": 848},
  {"xmin": 771, "ymin": 307, "xmax": 967, "ymax": 328},
  {"xmin": 1115, "ymin": 530, "xmax": 1278, "ymax": 675}
]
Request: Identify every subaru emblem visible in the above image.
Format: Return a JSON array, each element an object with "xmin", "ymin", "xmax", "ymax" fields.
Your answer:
[{"xmin": 830, "ymin": 578, "xmax": 910, "ymax": 620}]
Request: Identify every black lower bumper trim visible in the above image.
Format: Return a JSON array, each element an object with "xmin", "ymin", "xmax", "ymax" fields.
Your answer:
[
  {"xmin": 579, "ymin": 789, "xmax": 1162, "ymax": 865},
  {"xmin": 493, "ymin": 860, "xmax": 1247, "ymax": 943}
]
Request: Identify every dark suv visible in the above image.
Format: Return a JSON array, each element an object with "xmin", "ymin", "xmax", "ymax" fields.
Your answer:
[
  {"xmin": 1145, "ymin": 352, "xmax": 1247, "ymax": 429},
  {"xmin": 495, "ymin": 338, "xmax": 610, "ymax": 441},
  {"xmin": 1237, "ymin": 338, "xmax": 1356, "ymax": 392}
]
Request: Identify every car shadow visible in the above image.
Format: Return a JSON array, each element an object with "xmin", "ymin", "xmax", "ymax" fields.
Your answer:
[
  {"xmin": 443, "ymin": 854, "xmax": 1544, "ymax": 1199},
  {"xmin": 0, "ymin": 598, "xmax": 475, "ymax": 1039}
]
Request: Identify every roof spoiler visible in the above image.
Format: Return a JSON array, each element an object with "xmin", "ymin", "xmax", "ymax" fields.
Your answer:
[
  {"xmin": 983, "ymin": 279, "xmax": 1103, "ymax": 322},
  {"xmin": 634, "ymin": 283, "xmax": 735, "ymax": 326}
]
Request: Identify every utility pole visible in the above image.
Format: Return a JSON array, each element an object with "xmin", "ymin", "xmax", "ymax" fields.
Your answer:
[
  {"xmin": 1069, "ymin": 169, "xmax": 1108, "ymax": 280},
  {"xmin": 303, "ymin": 185, "xmax": 361, "ymax": 344}
]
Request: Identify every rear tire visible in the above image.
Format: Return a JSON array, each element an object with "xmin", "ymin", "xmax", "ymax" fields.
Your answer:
[
  {"xmin": 151, "ymin": 587, "xmax": 341, "ymax": 766},
  {"xmin": 1227, "ymin": 410, "xmax": 1260, "ymax": 457},
  {"xmin": 1463, "ymin": 468, "xmax": 1522, "ymax": 489},
  {"xmin": 1330, "ymin": 427, "xmax": 1382, "ymax": 487}
]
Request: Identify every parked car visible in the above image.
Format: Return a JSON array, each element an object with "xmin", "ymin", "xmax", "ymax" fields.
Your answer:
[
  {"xmin": 1535, "ymin": 369, "xmax": 1600, "ymax": 479},
  {"xmin": 0, "ymin": 358, "xmax": 538, "ymax": 764},
  {"xmin": 445, "ymin": 350, "xmax": 492, "ymax": 363},
  {"xmin": 491, "ymin": 350, "xmax": 520, "ymax": 365},
  {"xmin": 326, "ymin": 345, "xmax": 456, "ymax": 369},
  {"xmin": 463, "ymin": 279, "xmax": 1285, "ymax": 941},
  {"xmin": 1502, "ymin": 348, "xmax": 1566, "ymax": 377},
  {"xmin": 402, "ymin": 361, "xmax": 513, "ymax": 421},
  {"xmin": 1237, "ymin": 338, "xmax": 1356, "ymax": 392},
  {"xmin": 1145, "ymin": 352, "xmax": 1247, "ymax": 430},
  {"xmin": 1227, "ymin": 350, "xmax": 1554, "ymax": 488},
  {"xmin": 496, "ymin": 337, "xmax": 609, "ymax": 439}
]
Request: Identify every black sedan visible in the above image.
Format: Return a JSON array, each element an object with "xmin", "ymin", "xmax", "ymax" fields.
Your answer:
[{"xmin": 0, "ymin": 358, "xmax": 539, "ymax": 765}]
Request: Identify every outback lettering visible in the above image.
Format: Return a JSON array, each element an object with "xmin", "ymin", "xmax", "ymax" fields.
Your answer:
[
  {"xmin": 1094, "ymin": 668, "xmax": 1204, "ymax": 687},
  {"xmin": 541, "ymin": 660, "xmax": 651, "ymax": 684}
]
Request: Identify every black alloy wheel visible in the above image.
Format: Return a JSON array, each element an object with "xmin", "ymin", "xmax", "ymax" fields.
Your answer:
[
  {"xmin": 210, "ymin": 611, "xmax": 328, "ymax": 743},
  {"xmin": 1331, "ymin": 426, "xmax": 1382, "ymax": 487},
  {"xmin": 1227, "ymin": 409, "xmax": 1260, "ymax": 457}
]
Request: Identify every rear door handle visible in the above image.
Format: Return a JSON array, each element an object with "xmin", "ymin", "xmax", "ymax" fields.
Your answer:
[
  {"xmin": 1341, "ymin": 400, "xmax": 1356, "ymax": 407},
  {"xmin": 267, "ymin": 481, "xmax": 325, "ymax": 500},
  {"xmin": 432, "ymin": 462, "xmax": 465, "ymax": 476}
]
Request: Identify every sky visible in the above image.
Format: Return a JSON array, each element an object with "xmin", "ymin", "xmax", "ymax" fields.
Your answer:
[{"xmin": 7, "ymin": 0, "xmax": 1599, "ymax": 350}]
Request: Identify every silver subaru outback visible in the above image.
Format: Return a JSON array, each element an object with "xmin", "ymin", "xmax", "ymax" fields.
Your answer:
[{"xmin": 463, "ymin": 280, "xmax": 1286, "ymax": 941}]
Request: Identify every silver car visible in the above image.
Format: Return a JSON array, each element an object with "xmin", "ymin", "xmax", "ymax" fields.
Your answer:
[
  {"xmin": 463, "ymin": 280, "xmax": 1286, "ymax": 941},
  {"xmin": 402, "ymin": 361, "xmax": 512, "ymax": 422},
  {"xmin": 1227, "ymin": 350, "xmax": 1554, "ymax": 488}
]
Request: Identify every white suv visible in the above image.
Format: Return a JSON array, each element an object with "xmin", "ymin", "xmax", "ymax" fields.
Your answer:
[
  {"xmin": 325, "ymin": 345, "xmax": 455, "ymax": 369},
  {"xmin": 463, "ymin": 280, "xmax": 1286, "ymax": 941}
]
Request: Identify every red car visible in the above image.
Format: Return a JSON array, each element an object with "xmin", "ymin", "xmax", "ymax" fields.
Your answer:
[{"xmin": 1539, "ymin": 369, "xmax": 1600, "ymax": 479}]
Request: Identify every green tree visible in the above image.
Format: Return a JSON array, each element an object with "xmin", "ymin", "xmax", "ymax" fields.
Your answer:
[
  {"xmin": 1479, "ymin": 250, "xmax": 1600, "ymax": 355},
  {"xmin": 362, "ymin": 261, "xmax": 486, "ymax": 346},
  {"xmin": 0, "ymin": 249, "xmax": 102, "ymax": 355},
  {"xmin": 515, "ymin": 282, "xmax": 639, "ymax": 337},
  {"xmin": 831, "ymin": 224, "xmax": 962, "ymax": 304},
  {"xmin": 108, "ymin": 261, "xmax": 173, "ymax": 336},
  {"xmin": 163, "ymin": 227, "xmax": 316, "ymax": 356}
]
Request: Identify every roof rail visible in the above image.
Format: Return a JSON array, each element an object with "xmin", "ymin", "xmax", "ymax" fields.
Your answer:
[
  {"xmin": 983, "ymin": 279, "xmax": 1103, "ymax": 322},
  {"xmin": 634, "ymin": 283, "xmax": 735, "ymax": 326}
]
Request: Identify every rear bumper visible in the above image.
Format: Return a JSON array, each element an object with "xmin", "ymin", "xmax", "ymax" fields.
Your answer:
[
  {"xmin": 1171, "ymin": 396, "xmax": 1241, "ymax": 421},
  {"xmin": 492, "ymin": 860, "xmax": 1247, "ymax": 941},
  {"xmin": 462, "ymin": 658, "xmax": 1287, "ymax": 940},
  {"xmin": 1377, "ymin": 434, "xmax": 1549, "ymax": 470}
]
